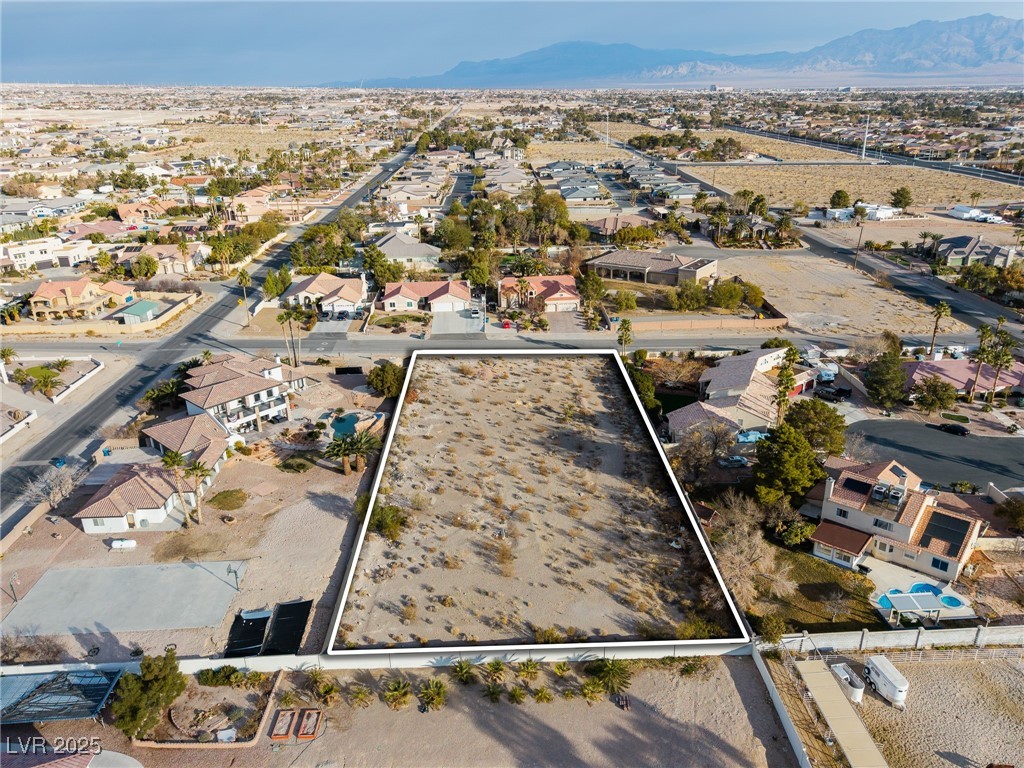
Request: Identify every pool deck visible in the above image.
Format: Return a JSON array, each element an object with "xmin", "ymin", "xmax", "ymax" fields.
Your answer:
[{"xmin": 862, "ymin": 556, "xmax": 976, "ymax": 622}]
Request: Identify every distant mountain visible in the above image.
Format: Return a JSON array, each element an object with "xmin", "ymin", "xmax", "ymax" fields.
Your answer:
[{"xmin": 323, "ymin": 14, "xmax": 1023, "ymax": 88}]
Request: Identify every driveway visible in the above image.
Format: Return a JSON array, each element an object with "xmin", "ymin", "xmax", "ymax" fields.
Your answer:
[
  {"xmin": 431, "ymin": 308, "xmax": 484, "ymax": 337},
  {"xmin": 544, "ymin": 311, "xmax": 587, "ymax": 334},
  {"xmin": 310, "ymin": 317, "xmax": 352, "ymax": 335},
  {"xmin": 847, "ymin": 419, "xmax": 1024, "ymax": 490}
]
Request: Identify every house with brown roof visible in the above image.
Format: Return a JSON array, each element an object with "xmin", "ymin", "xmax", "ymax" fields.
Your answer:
[
  {"xmin": 282, "ymin": 272, "xmax": 368, "ymax": 313},
  {"xmin": 115, "ymin": 200, "xmax": 176, "ymax": 226},
  {"xmin": 380, "ymin": 280, "xmax": 472, "ymax": 313},
  {"xmin": 498, "ymin": 275, "xmax": 580, "ymax": 312},
  {"xmin": 142, "ymin": 412, "xmax": 241, "ymax": 477},
  {"xmin": 74, "ymin": 464, "xmax": 199, "ymax": 534},
  {"xmin": 582, "ymin": 214, "xmax": 658, "ymax": 242},
  {"xmin": 585, "ymin": 249, "xmax": 718, "ymax": 287},
  {"xmin": 29, "ymin": 278, "xmax": 134, "ymax": 320},
  {"xmin": 811, "ymin": 459, "xmax": 986, "ymax": 580},
  {"xmin": 179, "ymin": 354, "xmax": 305, "ymax": 434}
]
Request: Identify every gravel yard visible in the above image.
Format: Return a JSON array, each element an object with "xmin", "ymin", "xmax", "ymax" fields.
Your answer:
[
  {"xmin": 860, "ymin": 658, "xmax": 1024, "ymax": 768},
  {"xmin": 718, "ymin": 251, "xmax": 972, "ymax": 337},
  {"xmin": 527, "ymin": 140, "xmax": 634, "ymax": 166}
]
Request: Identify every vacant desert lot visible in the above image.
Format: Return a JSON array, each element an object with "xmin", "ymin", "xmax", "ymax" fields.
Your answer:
[
  {"xmin": 822, "ymin": 211, "xmax": 1023, "ymax": 249},
  {"xmin": 861, "ymin": 659, "xmax": 1024, "ymax": 768},
  {"xmin": 336, "ymin": 354, "xmax": 737, "ymax": 650},
  {"xmin": 719, "ymin": 251, "xmax": 971, "ymax": 337},
  {"xmin": 527, "ymin": 140, "xmax": 633, "ymax": 166},
  {"xmin": 180, "ymin": 123, "xmax": 337, "ymax": 159},
  {"xmin": 689, "ymin": 164, "xmax": 1019, "ymax": 206}
]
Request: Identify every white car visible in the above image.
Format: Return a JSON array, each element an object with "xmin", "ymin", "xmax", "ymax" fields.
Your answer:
[{"xmin": 471, "ymin": 308, "xmax": 481, "ymax": 318}]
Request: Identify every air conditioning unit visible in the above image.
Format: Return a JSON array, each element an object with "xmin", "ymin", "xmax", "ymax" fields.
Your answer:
[
  {"xmin": 889, "ymin": 485, "xmax": 906, "ymax": 505},
  {"xmin": 872, "ymin": 484, "xmax": 889, "ymax": 502}
]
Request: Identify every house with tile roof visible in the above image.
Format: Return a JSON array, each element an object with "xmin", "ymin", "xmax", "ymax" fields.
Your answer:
[
  {"xmin": 935, "ymin": 235, "xmax": 1020, "ymax": 269},
  {"xmin": 179, "ymin": 354, "xmax": 305, "ymax": 434},
  {"xmin": 498, "ymin": 275, "xmax": 580, "ymax": 312},
  {"xmin": 29, "ymin": 278, "xmax": 134, "ymax": 320},
  {"xmin": 665, "ymin": 401, "xmax": 742, "ymax": 442},
  {"xmin": 902, "ymin": 357, "xmax": 1024, "ymax": 399},
  {"xmin": 380, "ymin": 280, "xmax": 472, "ymax": 313},
  {"xmin": 142, "ymin": 412, "xmax": 242, "ymax": 477},
  {"xmin": 585, "ymin": 249, "xmax": 718, "ymax": 287},
  {"xmin": 74, "ymin": 464, "xmax": 199, "ymax": 534},
  {"xmin": 811, "ymin": 459, "xmax": 986, "ymax": 580},
  {"xmin": 282, "ymin": 272, "xmax": 368, "ymax": 313},
  {"xmin": 371, "ymin": 231, "xmax": 442, "ymax": 267}
]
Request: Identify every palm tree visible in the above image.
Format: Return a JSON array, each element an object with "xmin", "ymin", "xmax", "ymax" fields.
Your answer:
[
  {"xmin": 237, "ymin": 269, "xmax": 252, "ymax": 325},
  {"xmin": 349, "ymin": 430, "xmax": 383, "ymax": 472},
  {"xmin": 516, "ymin": 660, "xmax": 540, "ymax": 682},
  {"xmin": 324, "ymin": 435, "xmax": 355, "ymax": 475},
  {"xmin": 967, "ymin": 323, "xmax": 993, "ymax": 402},
  {"xmin": 774, "ymin": 213, "xmax": 794, "ymax": 241},
  {"xmin": 969, "ymin": 191, "xmax": 982, "ymax": 207},
  {"xmin": 161, "ymin": 450, "xmax": 191, "ymax": 528},
  {"xmin": 515, "ymin": 278, "xmax": 531, "ymax": 308},
  {"xmin": 1, "ymin": 346, "xmax": 17, "ymax": 365},
  {"xmin": 900, "ymin": 240, "xmax": 912, "ymax": 254},
  {"xmin": 708, "ymin": 211, "xmax": 730, "ymax": 243},
  {"xmin": 177, "ymin": 239, "xmax": 190, "ymax": 274},
  {"xmin": 484, "ymin": 659, "xmax": 507, "ymax": 685},
  {"xmin": 49, "ymin": 358, "xmax": 72, "ymax": 373},
  {"xmin": 928, "ymin": 232, "xmax": 943, "ymax": 258},
  {"xmin": 276, "ymin": 309, "xmax": 299, "ymax": 367},
  {"xmin": 185, "ymin": 461, "xmax": 212, "ymax": 525},
  {"xmin": 31, "ymin": 370, "xmax": 64, "ymax": 398},
  {"xmin": 450, "ymin": 660, "xmax": 476, "ymax": 685},
  {"xmin": 918, "ymin": 231, "xmax": 930, "ymax": 249},
  {"xmin": 928, "ymin": 301, "xmax": 951, "ymax": 355},
  {"xmin": 986, "ymin": 332, "xmax": 1018, "ymax": 404},
  {"xmin": 201, "ymin": 349, "xmax": 214, "ymax": 364},
  {"xmin": 588, "ymin": 659, "xmax": 632, "ymax": 695}
]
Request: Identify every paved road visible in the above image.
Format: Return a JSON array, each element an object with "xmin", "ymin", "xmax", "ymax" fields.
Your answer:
[
  {"xmin": 724, "ymin": 124, "xmax": 1024, "ymax": 188},
  {"xmin": 847, "ymin": 419, "xmax": 1024, "ymax": 490},
  {"xmin": 0, "ymin": 144, "xmax": 420, "ymax": 536}
]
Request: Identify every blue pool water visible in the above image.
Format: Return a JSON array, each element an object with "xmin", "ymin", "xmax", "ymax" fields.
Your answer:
[
  {"xmin": 332, "ymin": 413, "xmax": 360, "ymax": 437},
  {"xmin": 940, "ymin": 595, "xmax": 964, "ymax": 608},
  {"xmin": 910, "ymin": 582, "xmax": 942, "ymax": 596},
  {"xmin": 878, "ymin": 595, "xmax": 893, "ymax": 610}
]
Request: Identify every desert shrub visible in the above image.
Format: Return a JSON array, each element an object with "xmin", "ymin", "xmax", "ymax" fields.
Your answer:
[
  {"xmin": 533, "ymin": 626, "xmax": 565, "ymax": 644},
  {"xmin": 532, "ymin": 686, "xmax": 554, "ymax": 703},
  {"xmin": 507, "ymin": 686, "xmax": 527, "ymax": 705},
  {"xmin": 196, "ymin": 665, "xmax": 239, "ymax": 687},
  {"xmin": 758, "ymin": 613, "xmax": 788, "ymax": 644},
  {"xmin": 383, "ymin": 678, "xmax": 413, "ymax": 710},
  {"xmin": 418, "ymin": 678, "xmax": 448, "ymax": 710},
  {"xmin": 236, "ymin": 445, "xmax": 253, "ymax": 456},
  {"xmin": 451, "ymin": 659, "xmax": 476, "ymax": 685},
  {"xmin": 370, "ymin": 503, "xmax": 407, "ymax": 542},
  {"xmin": 483, "ymin": 683, "xmax": 504, "ymax": 703}
]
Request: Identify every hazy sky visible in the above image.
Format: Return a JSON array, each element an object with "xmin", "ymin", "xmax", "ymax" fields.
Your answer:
[{"xmin": 3, "ymin": 1, "xmax": 1021, "ymax": 85}]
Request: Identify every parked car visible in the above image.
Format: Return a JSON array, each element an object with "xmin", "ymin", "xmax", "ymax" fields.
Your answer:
[
  {"xmin": 471, "ymin": 308, "xmax": 481, "ymax": 318},
  {"xmin": 815, "ymin": 387, "xmax": 846, "ymax": 403},
  {"xmin": 338, "ymin": 310, "xmax": 350, "ymax": 320},
  {"xmin": 938, "ymin": 423, "xmax": 970, "ymax": 436},
  {"xmin": 716, "ymin": 455, "xmax": 750, "ymax": 468},
  {"xmin": 354, "ymin": 310, "xmax": 365, "ymax": 319},
  {"xmin": 832, "ymin": 385, "xmax": 853, "ymax": 399}
]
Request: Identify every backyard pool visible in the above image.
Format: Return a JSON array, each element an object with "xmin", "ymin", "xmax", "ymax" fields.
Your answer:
[
  {"xmin": 909, "ymin": 582, "xmax": 943, "ymax": 596},
  {"xmin": 332, "ymin": 411, "xmax": 384, "ymax": 438},
  {"xmin": 940, "ymin": 595, "xmax": 964, "ymax": 608}
]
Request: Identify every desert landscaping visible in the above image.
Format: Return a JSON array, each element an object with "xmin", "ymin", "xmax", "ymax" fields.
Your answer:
[
  {"xmin": 527, "ymin": 139, "xmax": 634, "ymax": 166},
  {"xmin": 334, "ymin": 353, "xmax": 740, "ymax": 651},
  {"xmin": 718, "ymin": 251, "xmax": 972, "ymax": 337}
]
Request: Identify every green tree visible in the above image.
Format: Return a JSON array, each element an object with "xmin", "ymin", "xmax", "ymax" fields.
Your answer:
[
  {"xmin": 781, "ymin": 519, "xmax": 817, "ymax": 546},
  {"xmin": 890, "ymin": 186, "xmax": 913, "ymax": 210},
  {"xmin": 829, "ymin": 189, "xmax": 851, "ymax": 209},
  {"xmin": 784, "ymin": 398, "xmax": 846, "ymax": 456},
  {"xmin": 864, "ymin": 350, "xmax": 908, "ymax": 409},
  {"xmin": 986, "ymin": 332, "xmax": 1018, "ymax": 403},
  {"xmin": 774, "ymin": 361, "xmax": 796, "ymax": 422},
  {"xmin": 709, "ymin": 281, "xmax": 744, "ymax": 310},
  {"xmin": 325, "ymin": 434, "xmax": 356, "ymax": 475},
  {"xmin": 613, "ymin": 290, "xmax": 637, "ymax": 313},
  {"xmin": 367, "ymin": 361, "xmax": 405, "ymax": 397},
  {"xmin": 348, "ymin": 429, "xmax": 383, "ymax": 472},
  {"xmin": 967, "ymin": 323, "xmax": 993, "ymax": 403},
  {"xmin": 578, "ymin": 272, "xmax": 606, "ymax": 307},
  {"xmin": 760, "ymin": 338, "xmax": 796, "ymax": 351},
  {"xmin": 758, "ymin": 613, "xmax": 788, "ymax": 644},
  {"xmin": 928, "ymin": 301, "xmax": 951, "ymax": 355},
  {"xmin": 30, "ymin": 370, "xmax": 64, "ymax": 398},
  {"xmin": 753, "ymin": 423, "xmax": 825, "ymax": 505},
  {"xmin": 131, "ymin": 254, "xmax": 159, "ymax": 280},
  {"xmin": 0, "ymin": 346, "xmax": 16, "ymax": 365},
  {"xmin": 616, "ymin": 319, "xmax": 633, "ymax": 356},
  {"xmin": 911, "ymin": 374, "xmax": 957, "ymax": 415},
  {"xmin": 110, "ymin": 649, "xmax": 187, "ymax": 740}
]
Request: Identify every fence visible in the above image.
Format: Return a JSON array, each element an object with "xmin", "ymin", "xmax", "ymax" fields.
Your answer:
[
  {"xmin": 0, "ymin": 409, "xmax": 37, "ymax": 445},
  {"xmin": 52, "ymin": 357, "xmax": 105, "ymax": 404},
  {"xmin": 750, "ymin": 648, "xmax": 814, "ymax": 768},
  {"xmin": 781, "ymin": 624, "xmax": 1024, "ymax": 654},
  {"xmin": 3, "ymin": 293, "xmax": 197, "ymax": 337}
]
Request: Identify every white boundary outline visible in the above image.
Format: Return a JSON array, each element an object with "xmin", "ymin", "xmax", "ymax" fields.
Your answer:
[{"xmin": 325, "ymin": 349, "xmax": 751, "ymax": 659}]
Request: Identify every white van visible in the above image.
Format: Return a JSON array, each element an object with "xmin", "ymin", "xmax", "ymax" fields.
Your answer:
[{"xmin": 863, "ymin": 655, "xmax": 909, "ymax": 708}]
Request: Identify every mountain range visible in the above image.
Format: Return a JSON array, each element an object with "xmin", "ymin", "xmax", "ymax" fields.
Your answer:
[{"xmin": 324, "ymin": 14, "xmax": 1023, "ymax": 88}]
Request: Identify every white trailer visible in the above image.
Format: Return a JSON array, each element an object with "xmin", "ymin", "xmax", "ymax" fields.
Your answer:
[
  {"xmin": 950, "ymin": 205, "xmax": 981, "ymax": 220},
  {"xmin": 863, "ymin": 655, "xmax": 909, "ymax": 709},
  {"xmin": 831, "ymin": 662, "xmax": 866, "ymax": 705}
]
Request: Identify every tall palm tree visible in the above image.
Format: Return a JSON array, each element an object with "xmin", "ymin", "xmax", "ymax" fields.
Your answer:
[
  {"xmin": 967, "ymin": 323, "xmax": 993, "ymax": 402},
  {"xmin": 161, "ymin": 451, "xmax": 190, "ymax": 528},
  {"xmin": 928, "ymin": 301, "xmax": 951, "ymax": 355},
  {"xmin": 917, "ymin": 231, "xmax": 930, "ymax": 250},
  {"xmin": 276, "ymin": 309, "xmax": 299, "ymax": 367},
  {"xmin": 708, "ymin": 211, "xmax": 730, "ymax": 243},
  {"xmin": 185, "ymin": 461, "xmax": 212, "ymax": 525},
  {"xmin": 774, "ymin": 213, "xmax": 794, "ymax": 241},
  {"xmin": 349, "ymin": 430, "xmax": 383, "ymax": 472},
  {"xmin": 928, "ymin": 232, "xmax": 943, "ymax": 258},
  {"xmin": 515, "ymin": 278, "xmax": 531, "ymax": 308},
  {"xmin": 324, "ymin": 435, "xmax": 356, "ymax": 475},
  {"xmin": 986, "ymin": 332, "xmax": 1017, "ymax": 404},
  {"xmin": 237, "ymin": 269, "xmax": 252, "ymax": 325},
  {"xmin": 176, "ymin": 240, "xmax": 190, "ymax": 274}
]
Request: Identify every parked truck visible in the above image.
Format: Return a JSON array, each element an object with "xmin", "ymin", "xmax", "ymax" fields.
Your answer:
[{"xmin": 863, "ymin": 655, "xmax": 909, "ymax": 709}]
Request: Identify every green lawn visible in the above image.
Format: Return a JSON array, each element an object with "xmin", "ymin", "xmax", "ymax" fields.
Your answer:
[
  {"xmin": 374, "ymin": 313, "xmax": 428, "ymax": 328},
  {"xmin": 207, "ymin": 489, "xmax": 249, "ymax": 511},
  {"xmin": 753, "ymin": 544, "xmax": 888, "ymax": 634},
  {"xmin": 940, "ymin": 412, "xmax": 970, "ymax": 424},
  {"xmin": 24, "ymin": 365, "xmax": 53, "ymax": 379}
]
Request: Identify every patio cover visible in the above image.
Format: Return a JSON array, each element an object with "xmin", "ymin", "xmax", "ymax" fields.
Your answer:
[{"xmin": 888, "ymin": 592, "xmax": 943, "ymax": 617}]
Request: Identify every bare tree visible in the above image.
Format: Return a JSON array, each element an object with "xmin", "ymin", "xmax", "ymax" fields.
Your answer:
[
  {"xmin": 670, "ymin": 422, "xmax": 736, "ymax": 486},
  {"xmin": 25, "ymin": 466, "xmax": 87, "ymax": 508},
  {"xmin": 823, "ymin": 588, "xmax": 850, "ymax": 622},
  {"xmin": 842, "ymin": 431, "xmax": 877, "ymax": 463}
]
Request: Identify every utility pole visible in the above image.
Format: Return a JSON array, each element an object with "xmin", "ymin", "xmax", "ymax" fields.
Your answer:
[
  {"xmin": 861, "ymin": 116, "xmax": 869, "ymax": 161},
  {"xmin": 854, "ymin": 223, "xmax": 865, "ymax": 270},
  {"xmin": 605, "ymin": 110, "xmax": 609, "ymax": 148}
]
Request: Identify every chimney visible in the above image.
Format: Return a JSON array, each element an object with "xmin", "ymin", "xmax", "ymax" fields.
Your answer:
[
  {"xmin": 825, "ymin": 475, "xmax": 835, "ymax": 500},
  {"xmin": 274, "ymin": 353, "xmax": 281, "ymax": 365}
]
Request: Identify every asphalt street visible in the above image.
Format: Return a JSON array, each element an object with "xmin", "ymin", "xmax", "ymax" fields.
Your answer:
[{"xmin": 848, "ymin": 419, "xmax": 1024, "ymax": 490}]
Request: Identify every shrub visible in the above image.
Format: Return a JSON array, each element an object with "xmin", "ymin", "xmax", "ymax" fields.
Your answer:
[
  {"xmin": 207, "ymin": 490, "xmax": 248, "ymax": 511},
  {"xmin": 507, "ymin": 686, "xmax": 527, "ymax": 705},
  {"xmin": 483, "ymin": 683, "xmax": 504, "ymax": 703},
  {"xmin": 552, "ymin": 662, "xmax": 572, "ymax": 679},
  {"xmin": 758, "ymin": 613, "xmax": 788, "ymax": 644},
  {"xmin": 236, "ymin": 445, "xmax": 253, "ymax": 456},
  {"xmin": 278, "ymin": 456, "xmax": 314, "ymax": 473},
  {"xmin": 451, "ymin": 659, "xmax": 476, "ymax": 685},
  {"xmin": 196, "ymin": 665, "xmax": 239, "ymax": 687},
  {"xmin": 532, "ymin": 686, "xmax": 554, "ymax": 703},
  {"xmin": 383, "ymin": 678, "xmax": 413, "ymax": 710},
  {"xmin": 418, "ymin": 678, "xmax": 448, "ymax": 710}
]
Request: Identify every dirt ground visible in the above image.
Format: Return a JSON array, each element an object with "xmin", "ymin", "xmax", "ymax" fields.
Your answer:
[
  {"xmin": 821, "ymin": 211, "xmax": 1023, "ymax": 249},
  {"xmin": 960, "ymin": 550, "xmax": 1024, "ymax": 625},
  {"xmin": 718, "ymin": 252, "xmax": 972, "ymax": 337},
  {"xmin": 21, "ymin": 656, "xmax": 794, "ymax": 768},
  {"xmin": 860, "ymin": 658, "xmax": 1024, "ymax": 768},
  {"xmin": 237, "ymin": 307, "xmax": 313, "ymax": 340},
  {"xmin": 689, "ymin": 164, "xmax": 1020, "ymax": 207},
  {"xmin": 527, "ymin": 140, "xmax": 634, "ymax": 166},
  {"xmin": 335, "ymin": 354, "xmax": 737, "ymax": 650},
  {"xmin": 180, "ymin": 124, "xmax": 340, "ymax": 160}
]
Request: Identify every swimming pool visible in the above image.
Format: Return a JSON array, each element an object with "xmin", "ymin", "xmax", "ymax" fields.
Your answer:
[
  {"xmin": 909, "ymin": 582, "xmax": 942, "ymax": 596},
  {"xmin": 332, "ymin": 413, "xmax": 361, "ymax": 437},
  {"xmin": 940, "ymin": 595, "xmax": 964, "ymax": 608},
  {"xmin": 878, "ymin": 595, "xmax": 894, "ymax": 610}
]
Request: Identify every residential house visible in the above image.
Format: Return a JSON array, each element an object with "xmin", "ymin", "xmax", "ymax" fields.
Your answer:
[
  {"xmin": 29, "ymin": 278, "xmax": 134, "ymax": 319},
  {"xmin": 380, "ymin": 280, "xmax": 472, "ymax": 313},
  {"xmin": 665, "ymin": 400, "xmax": 742, "ymax": 442},
  {"xmin": 74, "ymin": 464, "xmax": 199, "ymax": 534},
  {"xmin": 2, "ymin": 237, "xmax": 63, "ymax": 271},
  {"xmin": 115, "ymin": 200, "xmax": 177, "ymax": 226},
  {"xmin": 696, "ymin": 349, "xmax": 816, "ymax": 429},
  {"xmin": 371, "ymin": 231, "xmax": 442, "ymax": 269},
  {"xmin": 179, "ymin": 354, "xmax": 306, "ymax": 434},
  {"xmin": 583, "ymin": 214, "xmax": 658, "ymax": 242},
  {"xmin": 585, "ymin": 249, "xmax": 718, "ymax": 287},
  {"xmin": 282, "ymin": 272, "xmax": 368, "ymax": 313},
  {"xmin": 498, "ymin": 274, "xmax": 580, "ymax": 312},
  {"xmin": 142, "ymin": 412, "xmax": 241, "ymax": 478},
  {"xmin": 934, "ymin": 236, "xmax": 1021, "ymax": 269},
  {"xmin": 902, "ymin": 357, "xmax": 1024, "ymax": 399},
  {"xmin": 810, "ymin": 460, "xmax": 986, "ymax": 580}
]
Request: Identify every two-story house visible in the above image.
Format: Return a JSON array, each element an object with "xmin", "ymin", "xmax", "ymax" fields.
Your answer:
[
  {"xmin": 498, "ymin": 275, "xmax": 581, "ymax": 312},
  {"xmin": 2, "ymin": 237, "xmax": 63, "ymax": 272},
  {"xmin": 179, "ymin": 354, "xmax": 306, "ymax": 434},
  {"xmin": 810, "ymin": 460, "xmax": 985, "ymax": 581},
  {"xmin": 29, "ymin": 278, "xmax": 135, "ymax": 320}
]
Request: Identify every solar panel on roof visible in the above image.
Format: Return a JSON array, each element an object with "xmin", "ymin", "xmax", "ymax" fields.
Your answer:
[
  {"xmin": 842, "ymin": 478, "xmax": 872, "ymax": 495},
  {"xmin": 0, "ymin": 670, "xmax": 122, "ymax": 724},
  {"xmin": 919, "ymin": 512, "xmax": 971, "ymax": 555}
]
